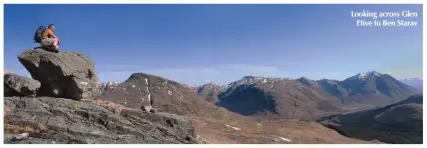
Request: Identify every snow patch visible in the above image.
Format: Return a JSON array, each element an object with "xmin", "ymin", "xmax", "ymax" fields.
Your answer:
[
  {"xmin": 80, "ymin": 81, "xmax": 88, "ymax": 85},
  {"xmin": 145, "ymin": 79, "xmax": 151, "ymax": 102},
  {"xmin": 262, "ymin": 79, "xmax": 267, "ymax": 83},
  {"xmin": 352, "ymin": 71, "xmax": 383, "ymax": 80},
  {"xmin": 168, "ymin": 90, "xmax": 172, "ymax": 95},
  {"xmin": 358, "ymin": 73, "xmax": 366, "ymax": 79},
  {"xmin": 279, "ymin": 137, "xmax": 292, "ymax": 142},
  {"xmin": 225, "ymin": 124, "xmax": 241, "ymax": 131}
]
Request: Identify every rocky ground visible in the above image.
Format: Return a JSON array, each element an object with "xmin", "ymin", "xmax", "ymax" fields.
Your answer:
[
  {"xmin": 4, "ymin": 97, "xmax": 196, "ymax": 144},
  {"xmin": 3, "ymin": 48, "xmax": 197, "ymax": 144}
]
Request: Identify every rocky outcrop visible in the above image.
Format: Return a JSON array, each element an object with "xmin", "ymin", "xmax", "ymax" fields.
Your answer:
[
  {"xmin": 4, "ymin": 97, "xmax": 197, "ymax": 144},
  {"xmin": 17, "ymin": 49, "xmax": 98, "ymax": 100},
  {"xmin": 4, "ymin": 73, "xmax": 41, "ymax": 97}
]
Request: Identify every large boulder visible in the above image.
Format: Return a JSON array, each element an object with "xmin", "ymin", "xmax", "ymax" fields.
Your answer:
[
  {"xmin": 4, "ymin": 97, "xmax": 197, "ymax": 144},
  {"xmin": 17, "ymin": 49, "xmax": 98, "ymax": 100},
  {"xmin": 4, "ymin": 73, "xmax": 41, "ymax": 97}
]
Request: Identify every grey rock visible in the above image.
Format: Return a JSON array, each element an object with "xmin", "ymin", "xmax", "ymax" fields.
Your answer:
[
  {"xmin": 4, "ymin": 96, "xmax": 196, "ymax": 144},
  {"xmin": 13, "ymin": 133, "xmax": 30, "ymax": 141},
  {"xmin": 4, "ymin": 73, "xmax": 41, "ymax": 97},
  {"xmin": 38, "ymin": 40, "xmax": 59, "ymax": 53},
  {"xmin": 17, "ymin": 49, "xmax": 98, "ymax": 100}
]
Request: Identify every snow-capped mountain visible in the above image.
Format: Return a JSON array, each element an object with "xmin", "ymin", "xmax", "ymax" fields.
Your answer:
[
  {"xmin": 334, "ymin": 71, "xmax": 418, "ymax": 105},
  {"xmin": 346, "ymin": 71, "xmax": 383, "ymax": 80},
  {"xmin": 96, "ymin": 82, "xmax": 121, "ymax": 93},
  {"xmin": 400, "ymin": 77, "xmax": 423, "ymax": 93}
]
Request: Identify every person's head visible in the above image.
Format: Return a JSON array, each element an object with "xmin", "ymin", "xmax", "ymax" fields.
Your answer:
[{"xmin": 48, "ymin": 24, "xmax": 55, "ymax": 31}]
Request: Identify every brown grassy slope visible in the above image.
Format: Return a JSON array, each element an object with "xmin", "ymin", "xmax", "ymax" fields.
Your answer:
[{"xmin": 191, "ymin": 117, "xmax": 380, "ymax": 144}]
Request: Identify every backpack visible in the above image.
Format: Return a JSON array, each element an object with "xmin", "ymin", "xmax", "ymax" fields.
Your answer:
[{"xmin": 34, "ymin": 26, "xmax": 46, "ymax": 43}]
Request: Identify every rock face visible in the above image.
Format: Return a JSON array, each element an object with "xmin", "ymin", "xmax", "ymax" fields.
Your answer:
[
  {"xmin": 4, "ymin": 73, "xmax": 41, "ymax": 97},
  {"xmin": 318, "ymin": 95, "xmax": 423, "ymax": 144},
  {"xmin": 4, "ymin": 97, "xmax": 197, "ymax": 144},
  {"xmin": 17, "ymin": 49, "xmax": 98, "ymax": 100}
]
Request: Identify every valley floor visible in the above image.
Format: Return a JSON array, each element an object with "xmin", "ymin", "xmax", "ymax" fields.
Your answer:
[{"xmin": 191, "ymin": 117, "xmax": 381, "ymax": 144}]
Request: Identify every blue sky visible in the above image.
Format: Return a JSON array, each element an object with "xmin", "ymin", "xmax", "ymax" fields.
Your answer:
[{"xmin": 4, "ymin": 4, "xmax": 423, "ymax": 85}]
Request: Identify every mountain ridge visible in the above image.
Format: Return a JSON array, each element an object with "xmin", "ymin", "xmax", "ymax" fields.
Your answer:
[
  {"xmin": 190, "ymin": 71, "xmax": 419, "ymax": 120},
  {"xmin": 318, "ymin": 95, "xmax": 423, "ymax": 144}
]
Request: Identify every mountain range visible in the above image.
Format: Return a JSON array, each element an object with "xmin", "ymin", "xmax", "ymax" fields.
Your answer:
[
  {"xmin": 93, "ymin": 71, "xmax": 421, "ymax": 143},
  {"xmin": 97, "ymin": 71, "xmax": 420, "ymax": 120},
  {"xmin": 188, "ymin": 71, "xmax": 420, "ymax": 119}
]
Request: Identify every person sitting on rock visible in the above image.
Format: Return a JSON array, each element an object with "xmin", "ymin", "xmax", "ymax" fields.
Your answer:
[{"xmin": 41, "ymin": 24, "xmax": 60, "ymax": 49}]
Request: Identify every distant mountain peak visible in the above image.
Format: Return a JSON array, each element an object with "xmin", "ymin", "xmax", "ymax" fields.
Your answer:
[
  {"xmin": 297, "ymin": 77, "xmax": 317, "ymax": 86},
  {"xmin": 202, "ymin": 82, "xmax": 216, "ymax": 86},
  {"xmin": 401, "ymin": 77, "xmax": 423, "ymax": 81},
  {"xmin": 198, "ymin": 82, "xmax": 227, "ymax": 90},
  {"xmin": 242, "ymin": 75, "xmax": 264, "ymax": 80},
  {"xmin": 298, "ymin": 76, "xmax": 312, "ymax": 80},
  {"xmin": 400, "ymin": 77, "xmax": 423, "ymax": 93}
]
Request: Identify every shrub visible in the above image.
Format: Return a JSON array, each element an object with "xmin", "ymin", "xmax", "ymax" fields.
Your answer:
[
  {"xmin": 5, "ymin": 123, "xmax": 48, "ymax": 134},
  {"xmin": 94, "ymin": 99, "xmax": 123, "ymax": 115}
]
